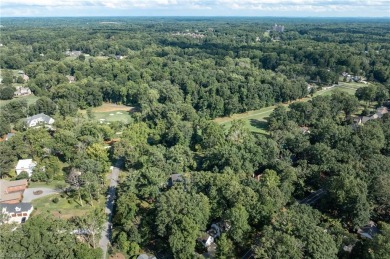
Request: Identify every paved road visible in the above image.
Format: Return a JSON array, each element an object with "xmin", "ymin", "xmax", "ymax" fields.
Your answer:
[
  {"xmin": 99, "ymin": 162, "xmax": 121, "ymax": 259},
  {"xmin": 22, "ymin": 187, "xmax": 60, "ymax": 202}
]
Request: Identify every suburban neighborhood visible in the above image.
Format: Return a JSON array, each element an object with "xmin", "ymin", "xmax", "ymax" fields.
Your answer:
[{"xmin": 0, "ymin": 11, "xmax": 389, "ymax": 259}]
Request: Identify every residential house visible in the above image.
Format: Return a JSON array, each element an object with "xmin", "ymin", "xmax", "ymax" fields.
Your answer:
[
  {"xmin": 376, "ymin": 106, "xmax": 388, "ymax": 118},
  {"xmin": 358, "ymin": 221, "xmax": 379, "ymax": 239},
  {"xmin": 272, "ymin": 24, "xmax": 285, "ymax": 32},
  {"xmin": 15, "ymin": 159, "xmax": 37, "ymax": 177},
  {"xmin": 353, "ymin": 106, "xmax": 389, "ymax": 127},
  {"xmin": 0, "ymin": 202, "xmax": 33, "ymax": 224},
  {"xmin": 0, "ymin": 179, "xmax": 28, "ymax": 204},
  {"xmin": 66, "ymin": 75, "xmax": 76, "ymax": 83},
  {"xmin": 26, "ymin": 113, "xmax": 55, "ymax": 128},
  {"xmin": 14, "ymin": 86, "xmax": 32, "ymax": 96},
  {"xmin": 168, "ymin": 174, "xmax": 184, "ymax": 187},
  {"xmin": 22, "ymin": 74, "xmax": 29, "ymax": 82},
  {"xmin": 65, "ymin": 50, "xmax": 82, "ymax": 57},
  {"xmin": 299, "ymin": 126, "xmax": 311, "ymax": 134},
  {"xmin": 198, "ymin": 233, "xmax": 214, "ymax": 247},
  {"xmin": 198, "ymin": 221, "xmax": 231, "ymax": 248}
]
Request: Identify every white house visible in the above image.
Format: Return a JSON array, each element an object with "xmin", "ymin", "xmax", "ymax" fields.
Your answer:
[
  {"xmin": 0, "ymin": 203, "xmax": 33, "ymax": 224},
  {"xmin": 26, "ymin": 113, "xmax": 55, "ymax": 128},
  {"xmin": 15, "ymin": 159, "xmax": 37, "ymax": 177},
  {"xmin": 14, "ymin": 86, "xmax": 32, "ymax": 97},
  {"xmin": 198, "ymin": 233, "xmax": 214, "ymax": 247}
]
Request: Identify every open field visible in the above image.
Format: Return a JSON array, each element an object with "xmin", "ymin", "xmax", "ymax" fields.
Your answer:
[
  {"xmin": 79, "ymin": 102, "xmax": 134, "ymax": 123},
  {"xmin": 91, "ymin": 102, "xmax": 133, "ymax": 113},
  {"xmin": 31, "ymin": 193, "xmax": 106, "ymax": 219},
  {"xmin": 215, "ymin": 82, "xmax": 366, "ymax": 134},
  {"xmin": 0, "ymin": 94, "xmax": 39, "ymax": 108},
  {"xmin": 94, "ymin": 111, "xmax": 133, "ymax": 123}
]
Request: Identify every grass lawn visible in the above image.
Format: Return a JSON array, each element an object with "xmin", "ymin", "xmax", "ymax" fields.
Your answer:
[
  {"xmin": 0, "ymin": 94, "xmax": 39, "ymax": 108},
  {"xmin": 94, "ymin": 111, "xmax": 133, "ymax": 123},
  {"xmin": 31, "ymin": 193, "xmax": 106, "ymax": 219},
  {"xmin": 215, "ymin": 82, "xmax": 366, "ymax": 134},
  {"xmin": 79, "ymin": 102, "xmax": 134, "ymax": 124}
]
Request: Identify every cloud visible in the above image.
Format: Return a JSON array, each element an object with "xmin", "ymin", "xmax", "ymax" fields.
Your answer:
[{"xmin": 0, "ymin": 0, "xmax": 388, "ymax": 16}]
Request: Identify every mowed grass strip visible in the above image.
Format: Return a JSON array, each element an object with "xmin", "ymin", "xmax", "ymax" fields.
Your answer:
[{"xmin": 215, "ymin": 83, "xmax": 365, "ymax": 133}]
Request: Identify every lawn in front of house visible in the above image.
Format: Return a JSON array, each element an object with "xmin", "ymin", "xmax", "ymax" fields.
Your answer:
[{"xmin": 31, "ymin": 193, "xmax": 106, "ymax": 219}]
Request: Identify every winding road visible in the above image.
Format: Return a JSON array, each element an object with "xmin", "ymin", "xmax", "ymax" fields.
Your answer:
[{"xmin": 99, "ymin": 162, "xmax": 121, "ymax": 259}]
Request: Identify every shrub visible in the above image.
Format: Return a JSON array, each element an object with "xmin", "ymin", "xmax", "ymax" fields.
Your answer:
[
  {"xmin": 52, "ymin": 197, "xmax": 59, "ymax": 203},
  {"xmin": 0, "ymin": 86, "xmax": 15, "ymax": 100},
  {"xmin": 16, "ymin": 171, "xmax": 29, "ymax": 180}
]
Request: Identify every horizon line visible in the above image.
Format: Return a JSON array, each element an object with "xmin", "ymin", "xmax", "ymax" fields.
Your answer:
[{"xmin": 2, "ymin": 15, "xmax": 389, "ymax": 18}]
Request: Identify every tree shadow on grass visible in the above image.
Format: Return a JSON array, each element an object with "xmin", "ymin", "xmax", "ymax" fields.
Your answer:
[{"xmin": 250, "ymin": 119, "xmax": 269, "ymax": 131}]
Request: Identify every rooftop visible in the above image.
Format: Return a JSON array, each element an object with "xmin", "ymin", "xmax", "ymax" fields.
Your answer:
[
  {"xmin": 1, "ymin": 202, "xmax": 33, "ymax": 213},
  {"xmin": 0, "ymin": 192, "xmax": 22, "ymax": 203},
  {"xmin": 0, "ymin": 179, "xmax": 28, "ymax": 203},
  {"xmin": 26, "ymin": 113, "xmax": 53, "ymax": 125},
  {"xmin": 0, "ymin": 179, "xmax": 28, "ymax": 189}
]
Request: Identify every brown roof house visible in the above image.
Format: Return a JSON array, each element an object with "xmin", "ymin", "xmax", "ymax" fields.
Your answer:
[{"xmin": 0, "ymin": 179, "xmax": 28, "ymax": 204}]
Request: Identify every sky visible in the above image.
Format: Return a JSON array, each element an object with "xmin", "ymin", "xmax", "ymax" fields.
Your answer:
[{"xmin": 1, "ymin": 0, "xmax": 389, "ymax": 17}]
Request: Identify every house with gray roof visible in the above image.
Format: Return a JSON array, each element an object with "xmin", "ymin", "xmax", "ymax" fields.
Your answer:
[
  {"xmin": 26, "ymin": 113, "xmax": 54, "ymax": 128},
  {"xmin": 0, "ymin": 202, "xmax": 33, "ymax": 224}
]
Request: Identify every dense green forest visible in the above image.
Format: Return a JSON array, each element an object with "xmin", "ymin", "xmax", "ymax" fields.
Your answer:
[{"xmin": 0, "ymin": 17, "xmax": 390, "ymax": 258}]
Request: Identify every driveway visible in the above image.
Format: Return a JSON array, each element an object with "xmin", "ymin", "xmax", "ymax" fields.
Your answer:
[{"xmin": 22, "ymin": 187, "xmax": 60, "ymax": 202}]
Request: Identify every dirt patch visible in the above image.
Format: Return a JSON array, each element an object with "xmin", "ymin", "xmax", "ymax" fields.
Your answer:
[
  {"xmin": 33, "ymin": 190, "xmax": 43, "ymax": 195},
  {"xmin": 92, "ymin": 103, "xmax": 133, "ymax": 113}
]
